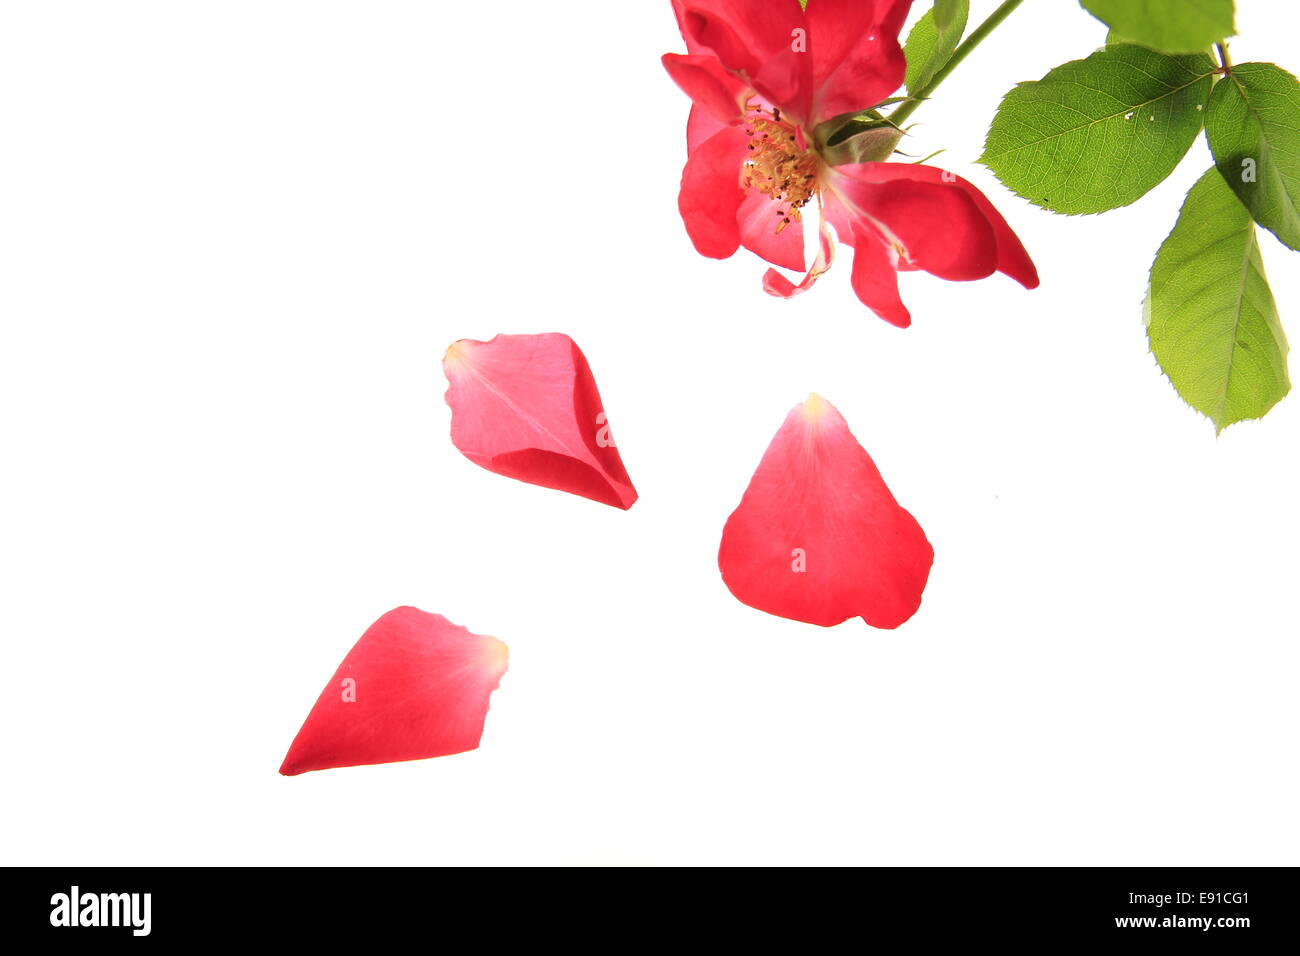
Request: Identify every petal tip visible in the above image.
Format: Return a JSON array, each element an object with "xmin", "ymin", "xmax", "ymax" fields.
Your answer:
[
  {"xmin": 880, "ymin": 306, "xmax": 912, "ymax": 329},
  {"xmin": 801, "ymin": 392, "xmax": 831, "ymax": 421},
  {"xmin": 480, "ymin": 635, "xmax": 510, "ymax": 674},
  {"xmin": 762, "ymin": 268, "xmax": 796, "ymax": 298},
  {"xmin": 442, "ymin": 338, "xmax": 479, "ymax": 376}
]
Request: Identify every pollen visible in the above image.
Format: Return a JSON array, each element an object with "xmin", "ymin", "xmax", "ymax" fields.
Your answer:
[{"xmin": 742, "ymin": 105, "xmax": 819, "ymax": 235}]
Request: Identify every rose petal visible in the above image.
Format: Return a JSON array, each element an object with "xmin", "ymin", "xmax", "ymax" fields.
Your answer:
[
  {"xmin": 826, "ymin": 165, "xmax": 998, "ymax": 281},
  {"xmin": 675, "ymin": 1, "xmax": 813, "ymax": 123},
  {"xmin": 761, "ymin": 210, "xmax": 833, "ymax": 296},
  {"xmin": 718, "ymin": 394, "xmax": 933, "ymax": 628},
  {"xmin": 806, "ymin": 0, "xmax": 912, "ymax": 125},
  {"xmin": 837, "ymin": 162, "xmax": 1040, "ymax": 289},
  {"xmin": 678, "ymin": 126, "xmax": 749, "ymax": 260},
  {"xmin": 280, "ymin": 607, "xmax": 508, "ymax": 775},
  {"xmin": 444, "ymin": 332, "xmax": 638, "ymax": 510},
  {"xmin": 663, "ymin": 53, "xmax": 748, "ymax": 126},
  {"xmin": 739, "ymin": 188, "xmax": 807, "ymax": 272},
  {"xmin": 847, "ymin": 221, "xmax": 911, "ymax": 326},
  {"xmin": 687, "ymin": 102, "xmax": 731, "ymax": 153}
]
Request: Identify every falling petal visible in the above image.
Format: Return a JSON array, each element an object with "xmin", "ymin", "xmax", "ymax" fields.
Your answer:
[
  {"xmin": 443, "ymin": 332, "xmax": 638, "ymax": 510},
  {"xmin": 280, "ymin": 607, "xmax": 508, "ymax": 775},
  {"xmin": 718, "ymin": 394, "xmax": 933, "ymax": 628}
]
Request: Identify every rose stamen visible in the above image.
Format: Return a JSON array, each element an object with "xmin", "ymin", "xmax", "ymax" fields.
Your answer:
[{"xmin": 742, "ymin": 105, "xmax": 819, "ymax": 235}]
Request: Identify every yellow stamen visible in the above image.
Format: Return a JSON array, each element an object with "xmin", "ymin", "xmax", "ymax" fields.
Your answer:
[{"xmin": 742, "ymin": 107, "xmax": 819, "ymax": 236}]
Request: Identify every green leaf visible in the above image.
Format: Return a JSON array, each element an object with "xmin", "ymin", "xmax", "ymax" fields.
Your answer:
[
  {"xmin": 1081, "ymin": 0, "xmax": 1234, "ymax": 54},
  {"xmin": 904, "ymin": 0, "xmax": 969, "ymax": 94},
  {"xmin": 1204, "ymin": 62, "xmax": 1300, "ymax": 251},
  {"xmin": 1145, "ymin": 168, "xmax": 1289, "ymax": 432},
  {"xmin": 980, "ymin": 45, "xmax": 1215, "ymax": 215}
]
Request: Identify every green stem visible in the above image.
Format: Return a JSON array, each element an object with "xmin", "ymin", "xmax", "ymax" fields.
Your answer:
[
  {"xmin": 1216, "ymin": 42, "xmax": 1232, "ymax": 71},
  {"xmin": 889, "ymin": 0, "xmax": 1026, "ymax": 127}
]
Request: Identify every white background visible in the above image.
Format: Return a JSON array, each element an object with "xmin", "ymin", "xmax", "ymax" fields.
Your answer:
[{"xmin": 3, "ymin": 0, "xmax": 1297, "ymax": 866}]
